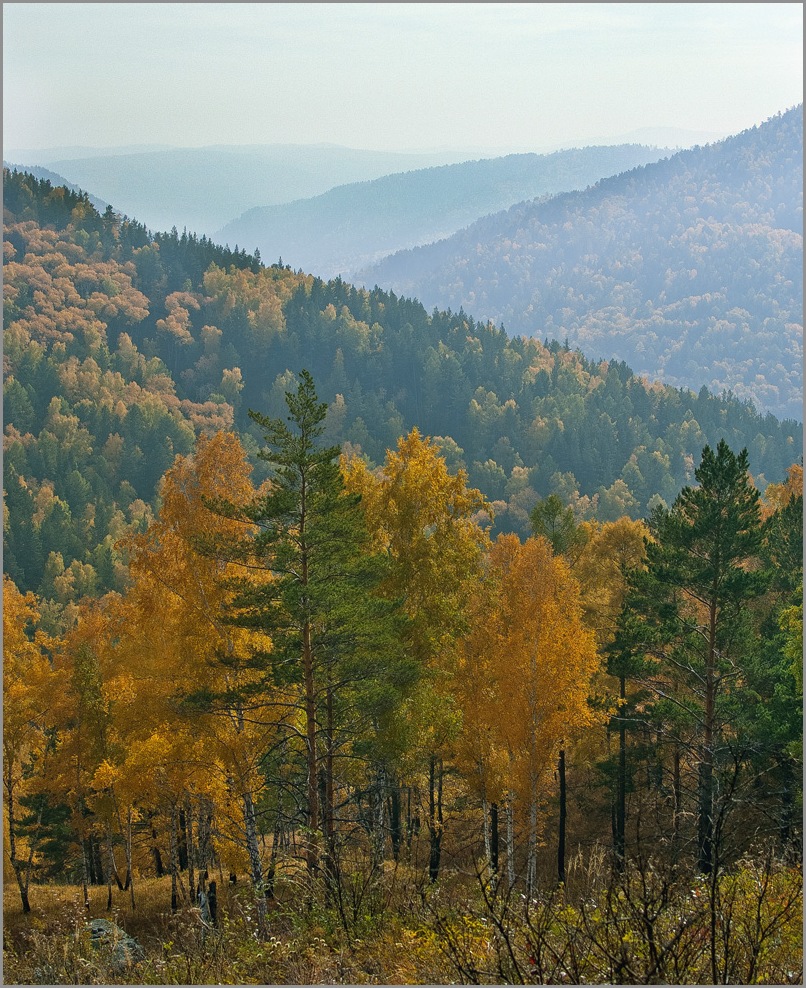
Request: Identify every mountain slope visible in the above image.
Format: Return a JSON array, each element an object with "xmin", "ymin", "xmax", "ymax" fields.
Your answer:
[
  {"xmin": 5, "ymin": 167, "xmax": 801, "ymax": 608},
  {"xmin": 358, "ymin": 107, "xmax": 804, "ymax": 420},
  {"xmin": 7, "ymin": 144, "xmax": 494, "ymax": 238},
  {"xmin": 215, "ymin": 144, "xmax": 671, "ymax": 279}
]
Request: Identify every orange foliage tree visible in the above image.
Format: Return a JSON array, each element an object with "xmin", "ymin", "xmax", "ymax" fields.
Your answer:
[
  {"xmin": 454, "ymin": 535, "xmax": 600, "ymax": 891},
  {"xmin": 344, "ymin": 427, "xmax": 491, "ymax": 880},
  {"xmin": 3, "ymin": 575, "xmax": 59, "ymax": 912},
  {"xmin": 111, "ymin": 430, "xmax": 281, "ymax": 926}
]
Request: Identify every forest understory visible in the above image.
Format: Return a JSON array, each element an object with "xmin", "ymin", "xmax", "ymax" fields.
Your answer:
[{"xmin": 4, "ymin": 836, "xmax": 802, "ymax": 985}]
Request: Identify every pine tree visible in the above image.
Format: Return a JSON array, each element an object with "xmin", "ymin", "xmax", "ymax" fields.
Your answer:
[
  {"xmin": 233, "ymin": 370, "xmax": 413, "ymax": 885},
  {"xmin": 624, "ymin": 440, "xmax": 768, "ymax": 873},
  {"xmin": 529, "ymin": 493, "xmax": 586, "ymax": 560}
]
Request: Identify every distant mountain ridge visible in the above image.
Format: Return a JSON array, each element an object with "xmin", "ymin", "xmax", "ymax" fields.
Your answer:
[
  {"xmin": 215, "ymin": 144, "xmax": 672, "ymax": 279},
  {"xmin": 5, "ymin": 144, "xmax": 497, "ymax": 237},
  {"xmin": 358, "ymin": 107, "xmax": 804, "ymax": 421},
  {"xmin": 4, "ymin": 144, "xmax": 176, "ymax": 162},
  {"xmin": 583, "ymin": 125, "xmax": 727, "ymax": 149}
]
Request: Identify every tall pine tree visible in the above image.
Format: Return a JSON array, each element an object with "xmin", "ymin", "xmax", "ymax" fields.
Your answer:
[
  {"xmin": 621, "ymin": 440, "xmax": 768, "ymax": 873},
  {"xmin": 232, "ymin": 371, "xmax": 413, "ymax": 886}
]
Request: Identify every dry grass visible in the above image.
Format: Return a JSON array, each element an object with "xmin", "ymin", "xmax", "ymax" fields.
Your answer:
[
  {"xmin": 2, "ymin": 871, "xmax": 449, "ymax": 985},
  {"xmin": 4, "ymin": 876, "xmax": 266, "ymax": 984},
  {"xmin": 7, "ymin": 856, "xmax": 799, "ymax": 984}
]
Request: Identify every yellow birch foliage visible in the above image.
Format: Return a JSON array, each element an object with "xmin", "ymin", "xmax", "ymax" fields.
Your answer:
[
  {"xmin": 3, "ymin": 576, "xmax": 59, "ymax": 878},
  {"xmin": 761, "ymin": 462, "xmax": 803, "ymax": 519},
  {"xmin": 112, "ymin": 431, "xmax": 283, "ymax": 866},
  {"xmin": 574, "ymin": 516, "xmax": 649, "ymax": 646},
  {"xmin": 451, "ymin": 570, "xmax": 510, "ymax": 804},
  {"xmin": 343, "ymin": 429, "xmax": 492, "ymax": 765},
  {"xmin": 3, "ymin": 576, "xmax": 56, "ymax": 774},
  {"xmin": 454, "ymin": 535, "xmax": 601, "ymax": 811},
  {"xmin": 343, "ymin": 427, "xmax": 491, "ymax": 662},
  {"xmin": 46, "ymin": 595, "xmax": 125, "ymax": 850}
]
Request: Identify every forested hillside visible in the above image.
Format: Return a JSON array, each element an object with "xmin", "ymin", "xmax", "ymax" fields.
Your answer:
[
  {"xmin": 3, "ymin": 166, "xmax": 801, "ymax": 608},
  {"xmin": 3, "ymin": 168, "xmax": 802, "ymax": 984},
  {"xmin": 2, "ymin": 160, "xmax": 110, "ymax": 212},
  {"xmin": 215, "ymin": 144, "xmax": 670, "ymax": 279},
  {"xmin": 359, "ymin": 107, "xmax": 804, "ymax": 420}
]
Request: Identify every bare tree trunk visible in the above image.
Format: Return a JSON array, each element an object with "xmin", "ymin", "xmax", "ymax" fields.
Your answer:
[
  {"xmin": 107, "ymin": 826, "xmax": 124, "ymax": 889},
  {"xmin": 6, "ymin": 781, "xmax": 38, "ymax": 914},
  {"xmin": 405, "ymin": 786, "xmax": 420, "ymax": 860},
  {"xmin": 265, "ymin": 805, "xmax": 282, "ymax": 899},
  {"xmin": 92, "ymin": 834, "xmax": 104, "ymax": 885},
  {"xmin": 482, "ymin": 794, "xmax": 491, "ymax": 867},
  {"xmin": 151, "ymin": 814, "xmax": 165, "ymax": 877},
  {"xmin": 106, "ymin": 830, "xmax": 114, "ymax": 911},
  {"xmin": 321, "ymin": 685, "xmax": 338, "ymax": 898},
  {"xmin": 672, "ymin": 745, "xmax": 682, "ymax": 864},
  {"xmin": 389, "ymin": 781, "xmax": 402, "ymax": 862},
  {"xmin": 185, "ymin": 798, "xmax": 196, "ymax": 904},
  {"xmin": 698, "ymin": 600, "xmax": 717, "ymax": 875},
  {"xmin": 558, "ymin": 748, "xmax": 567, "ymax": 886},
  {"xmin": 428, "ymin": 755, "xmax": 443, "ymax": 882},
  {"xmin": 527, "ymin": 769, "xmax": 538, "ymax": 897},
  {"xmin": 490, "ymin": 802, "xmax": 499, "ymax": 885},
  {"xmin": 14, "ymin": 866, "xmax": 32, "ymax": 914},
  {"xmin": 506, "ymin": 794, "xmax": 516, "ymax": 887},
  {"xmin": 614, "ymin": 677, "xmax": 626, "ymax": 872},
  {"xmin": 81, "ymin": 839, "xmax": 91, "ymax": 910},
  {"xmin": 302, "ymin": 617, "xmax": 320, "ymax": 879},
  {"xmin": 371, "ymin": 763, "xmax": 387, "ymax": 874},
  {"xmin": 197, "ymin": 799, "xmax": 214, "ymax": 874},
  {"xmin": 178, "ymin": 807, "xmax": 189, "ymax": 870},
  {"xmin": 208, "ymin": 880, "xmax": 218, "ymax": 928},
  {"xmin": 112, "ymin": 792, "xmax": 133, "ymax": 897},
  {"xmin": 126, "ymin": 806, "xmax": 136, "ymax": 909},
  {"xmin": 169, "ymin": 808, "xmax": 179, "ymax": 912}
]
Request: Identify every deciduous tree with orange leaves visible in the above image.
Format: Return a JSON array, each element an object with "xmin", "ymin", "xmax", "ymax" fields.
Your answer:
[
  {"xmin": 116, "ymin": 428, "xmax": 280, "ymax": 926},
  {"xmin": 343, "ymin": 427, "xmax": 491, "ymax": 880},
  {"xmin": 454, "ymin": 534, "xmax": 600, "ymax": 891},
  {"xmin": 3, "ymin": 575, "xmax": 59, "ymax": 912}
]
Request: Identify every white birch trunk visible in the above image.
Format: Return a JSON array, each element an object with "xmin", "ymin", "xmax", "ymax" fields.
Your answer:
[{"xmin": 243, "ymin": 790, "xmax": 268, "ymax": 937}]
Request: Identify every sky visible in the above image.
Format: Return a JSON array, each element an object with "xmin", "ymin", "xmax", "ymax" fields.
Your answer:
[{"xmin": 3, "ymin": 2, "xmax": 803, "ymax": 154}]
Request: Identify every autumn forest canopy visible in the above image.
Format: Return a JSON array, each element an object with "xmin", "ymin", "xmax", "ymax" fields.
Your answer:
[{"xmin": 2, "ymin": 164, "xmax": 803, "ymax": 984}]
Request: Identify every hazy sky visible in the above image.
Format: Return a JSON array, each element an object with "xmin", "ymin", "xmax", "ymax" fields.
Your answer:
[{"xmin": 3, "ymin": 2, "xmax": 803, "ymax": 153}]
